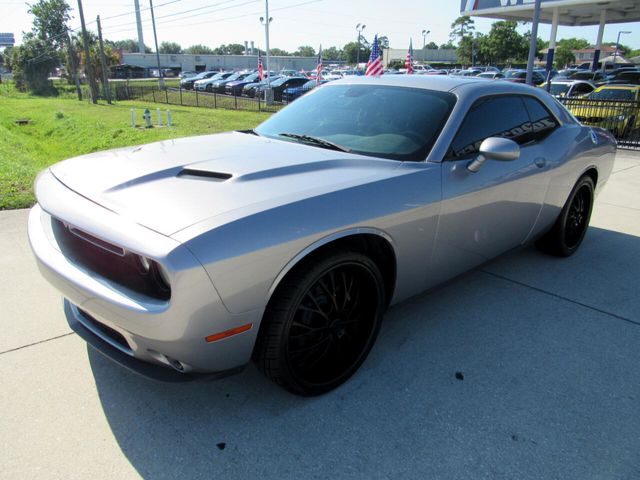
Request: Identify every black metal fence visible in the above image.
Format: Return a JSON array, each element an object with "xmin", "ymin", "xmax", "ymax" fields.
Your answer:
[
  {"xmin": 111, "ymin": 84, "xmax": 284, "ymax": 114},
  {"xmin": 559, "ymin": 97, "xmax": 640, "ymax": 150}
]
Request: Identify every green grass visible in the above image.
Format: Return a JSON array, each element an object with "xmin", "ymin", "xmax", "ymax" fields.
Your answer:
[{"xmin": 0, "ymin": 84, "xmax": 271, "ymax": 209}]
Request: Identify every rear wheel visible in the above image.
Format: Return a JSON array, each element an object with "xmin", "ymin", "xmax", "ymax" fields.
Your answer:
[
  {"xmin": 536, "ymin": 175, "xmax": 594, "ymax": 257},
  {"xmin": 253, "ymin": 251, "xmax": 385, "ymax": 396}
]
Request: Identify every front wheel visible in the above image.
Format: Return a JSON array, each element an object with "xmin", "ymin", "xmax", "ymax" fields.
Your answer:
[
  {"xmin": 536, "ymin": 175, "xmax": 595, "ymax": 257},
  {"xmin": 253, "ymin": 251, "xmax": 385, "ymax": 396}
]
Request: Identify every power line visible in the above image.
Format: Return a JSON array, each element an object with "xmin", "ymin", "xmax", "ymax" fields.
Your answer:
[
  {"xmin": 103, "ymin": 0, "xmax": 323, "ymax": 34},
  {"xmin": 20, "ymin": 0, "xmax": 181, "ymax": 65},
  {"xmin": 101, "ymin": 0, "xmax": 258, "ymax": 32}
]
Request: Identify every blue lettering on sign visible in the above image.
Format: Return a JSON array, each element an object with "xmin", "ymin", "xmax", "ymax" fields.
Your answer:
[{"xmin": 462, "ymin": 0, "xmax": 564, "ymax": 12}]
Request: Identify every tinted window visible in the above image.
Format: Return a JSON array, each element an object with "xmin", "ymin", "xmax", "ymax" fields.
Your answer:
[
  {"xmin": 448, "ymin": 96, "xmax": 531, "ymax": 159},
  {"xmin": 572, "ymin": 83, "xmax": 594, "ymax": 95},
  {"xmin": 256, "ymin": 85, "xmax": 456, "ymax": 161},
  {"xmin": 550, "ymin": 83, "xmax": 570, "ymax": 95},
  {"xmin": 521, "ymin": 96, "xmax": 559, "ymax": 141}
]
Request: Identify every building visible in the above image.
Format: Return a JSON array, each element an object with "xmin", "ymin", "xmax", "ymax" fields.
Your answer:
[
  {"xmin": 571, "ymin": 46, "xmax": 617, "ymax": 63},
  {"xmin": 121, "ymin": 53, "xmax": 321, "ymax": 76},
  {"xmin": 382, "ymin": 48, "xmax": 458, "ymax": 66}
]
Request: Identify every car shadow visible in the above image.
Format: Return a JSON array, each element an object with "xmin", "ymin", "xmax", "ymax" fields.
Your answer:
[{"xmin": 89, "ymin": 226, "xmax": 640, "ymax": 479}]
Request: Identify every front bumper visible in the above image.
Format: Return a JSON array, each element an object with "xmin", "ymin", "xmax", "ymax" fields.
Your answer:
[
  {"xmin": 65, "ymin": 300, "xmax": 244, "ymax": 382},
  {"xmin": 28, "ymin": 171, "xmax": 262, "ymax": 378}
]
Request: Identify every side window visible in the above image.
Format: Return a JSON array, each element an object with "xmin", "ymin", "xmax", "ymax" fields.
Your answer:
[
  {"xmin": 521, "ymin": 96, "xmax": 559, "ymax": 142},
  {"xmin": 447, "ymin": 96, "xmax": 531, "ymax": 159},
  {"xmin": 572, "ymin": 83, "xmax": 594, "ymax": 95}
]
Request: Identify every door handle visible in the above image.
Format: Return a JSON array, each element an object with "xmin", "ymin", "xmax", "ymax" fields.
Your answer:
[{"xmin": 534, "ymin": 157, "xmax": 546, "ymax": 168}]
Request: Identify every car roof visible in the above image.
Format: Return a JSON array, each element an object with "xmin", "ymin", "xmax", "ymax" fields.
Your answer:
[
  {"xmin": 595, "ymin": 84, "xmax": 640, "ymax": 91},
  {"xmin": 327, "ymin": 74, "xmax": 557, "ymax": 94},
  {"xmin": 551, "ymin": 79, "xmax": 594, "ymax": 85}
]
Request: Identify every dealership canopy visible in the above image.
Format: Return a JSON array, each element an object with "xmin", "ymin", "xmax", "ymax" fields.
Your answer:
[
  {"xmin": 461, "ymin": 0, "xmax": 640, "ymax": 78},
  {"xmin": 460, "ymin": 0, "xmax": 640, "ymax": 26}
]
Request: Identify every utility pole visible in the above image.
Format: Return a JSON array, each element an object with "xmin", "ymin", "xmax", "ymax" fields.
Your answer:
[
  {"xmin": 134, "ymin": 0, "xmax": 145, "ymax": 53},
  {"xmin": 356, "ymin": 23, "xmax": 366, "ymax": 69},
  {"xmin": 66, "ymin": 33, "xmax": 82, "ymax": 101},
  {"xmin": 77, "ymin": 0, "xmax": 98, "ymax": 103},
  {"xmin": 96, "ymin": 16, "xmax": 111, "ymax": 104},
  {"xmin": 149, "ymin": 0, "xmax": 165, "ymax": 88}
]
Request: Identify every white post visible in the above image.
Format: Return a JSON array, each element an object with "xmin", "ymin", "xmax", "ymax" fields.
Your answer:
[
  {"xmin": 544, "ymin": 8, "xmax": 559, "ymax": 89},
  {"xmin": 131, "ymin": 109, "xmax": 135, "ymax": 128},
  {"xmin": 167, "ymin": 110, "xmax": 172, "ymax": 127},
  {"xmin": 156, "ymin": 107, "xmax": 162, "ymax": 126},
  {"xmin": 592, "ymin": 9, "xmax": 606, "ymax": 71}
]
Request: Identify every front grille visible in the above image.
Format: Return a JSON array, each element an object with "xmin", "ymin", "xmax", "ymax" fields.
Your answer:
[
  {"xmin": 51, "ymin": 218, "xmax": 171, "ymax": 301},
  {"xmin": 77, "ymin": 308, "xmax": 131, "ymax": 353}
]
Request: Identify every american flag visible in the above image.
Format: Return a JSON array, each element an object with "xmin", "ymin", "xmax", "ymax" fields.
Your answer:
[
  {"xmin": 405, "ymin": 40, "xmax": 414, "ymax": 74},
  {"xmin": 365, "ymin": 35, "xmax": 383, "ymax": 77},
  {"xmin": 258, "ymin": 51, "xmax": 265, "ymax": 80},
  {"xmin": 316, "ymin": 45, "xmax": 323, "ymax": 85}
]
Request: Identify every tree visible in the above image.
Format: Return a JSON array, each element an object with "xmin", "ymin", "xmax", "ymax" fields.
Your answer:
[
  {"xmin": 159, "ymin": 41, "xmax": 182, "ymax": 54},
  {"xmin": 28, "ymin": 0, "xmax": 71, "ymax": 51},
  {"xmin": 213, "ymin": 43, "xmax": 245, "ymax": 55},
  {"xmin": 108, "ymin": 38, "xmax": 151, "ymax": 53},
  {"xmin": 68, "ymin": 32, "xmax": 119, "ymax": 87},
  {"xmin": 269, "ymin": 48, "xmax": 290, "ymax": 56},
  {"xmin": 294, "ymin": 45, "xmax": 315, "ymax": 57},
  {"xmin": 440, "ymin": 41, "xmax": 456, "ymax": 50},
  {"xmin": 323, "ymin": 46, "xmax": 342, "ymax": 61},
  {"xmin": 184, "ymin": 44, "xmax": 214, "ymax": 54},
  {"xmin": 482, "ymin": 21, "xmax": 526, "ymax": 64},
  {"xmin": 450, "ymin": 16, "xmax": 475, "ymax": 44},
  {"xmin": 9, "ymin": 0, "xmax": 71, "ymax": 94},
  {"xmin": 425, "ymin": 41, "xmax": 438, "ymax": 50},
  {"xmin": 6, "ymin": 38, "xmax": 59, "ymax": 93},
  {"xmin": 377, "ymin": 36, "xmax": 390, "ymax": 50},
  {"xmin": 554, "ymin": 38, "xmax": 590, "ymax": 68},
  {"xmin": 342, "ymin": 41, "xmax": 370, "ymax": 64}
]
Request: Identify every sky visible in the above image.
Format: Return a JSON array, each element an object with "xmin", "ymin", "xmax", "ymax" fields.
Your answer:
[{"xmin": 1, "ymin": 0, "xmax": 639, "ymax": 54}]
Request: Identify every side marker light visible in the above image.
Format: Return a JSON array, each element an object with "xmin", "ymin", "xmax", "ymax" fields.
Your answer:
[{"xmin": 205, "ymin": 323, "xmax": 253, "ymax": 343}]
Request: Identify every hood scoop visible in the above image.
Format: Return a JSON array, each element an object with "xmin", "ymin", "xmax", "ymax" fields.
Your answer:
[{"xmin": 177, "ymin": 168, "xmax": 232, "ymax": 181}]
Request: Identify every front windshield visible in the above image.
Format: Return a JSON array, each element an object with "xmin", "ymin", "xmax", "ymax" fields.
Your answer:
[
  {"xmin": 549, "ymin": 84, "xmax": 570, "ymax": 96},
  {"xmin": 504, "ymin": 70, "xmax": 522, "ymax": 78},
  {"xmin": 255, "ymin": 84, "xmax": 456, "ymax": 161},
  {"xmin": 242, "ymin": 73, "xmax": 259, "ymax": 82},
  {"xmin": 589, "ymin": 89, "xmax": 635, "ymax": 101},
  {"xmin": 569, "ymin": 72, "xmax": 592, "ymax": 80}
]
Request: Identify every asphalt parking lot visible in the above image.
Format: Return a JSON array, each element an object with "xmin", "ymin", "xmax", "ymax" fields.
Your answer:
[{"xmin": 1, "ymin": 150, "xmax": 639, "ymax": 480}]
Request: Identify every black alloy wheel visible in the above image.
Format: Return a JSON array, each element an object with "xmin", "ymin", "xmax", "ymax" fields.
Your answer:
[
  {"xmin": 254, "ymin": 251, "xmax": 385, "ymax": 396},
  {"xmin": 536, "ymin": 175, "xmax": 594, "ymax": 257}
]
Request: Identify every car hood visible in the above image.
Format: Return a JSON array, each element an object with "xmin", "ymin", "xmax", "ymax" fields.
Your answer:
[{"xmin": 49, "ymin": 132, "xmax": 401, "ymax": 237}]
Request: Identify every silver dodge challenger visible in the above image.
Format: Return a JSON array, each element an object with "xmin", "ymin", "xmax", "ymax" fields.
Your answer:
[{"xmin": 29, "ymin": 76, "xmax": 616, "ymax": 396}]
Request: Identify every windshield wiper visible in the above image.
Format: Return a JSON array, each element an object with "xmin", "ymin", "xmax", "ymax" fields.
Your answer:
[
  {"xmin": 278, "ymin": 133, "xmax": 351, "ymax": 153},
  {"xmin": 237, "ymin": 129, "xmax": 260, "ymax": 136}
]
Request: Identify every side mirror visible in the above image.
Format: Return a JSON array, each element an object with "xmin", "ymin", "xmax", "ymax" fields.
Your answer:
[{"xmin": 467, "ymin": 137, "xmax": 520, "ymax": 173}]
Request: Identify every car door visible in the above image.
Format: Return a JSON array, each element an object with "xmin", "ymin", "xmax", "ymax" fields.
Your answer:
[{"xmin": 431, "ymin": 95, "xmax": 555, "ymax": 282}]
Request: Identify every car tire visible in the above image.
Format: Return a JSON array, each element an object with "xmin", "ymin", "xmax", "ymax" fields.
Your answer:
[
  {"xmin": 253, "ymin": 250, "xmax": 385, "ymax": 396},
  {"xmin": 536, "ymin": 175, "xmax": 595, "ymax": 257}
]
